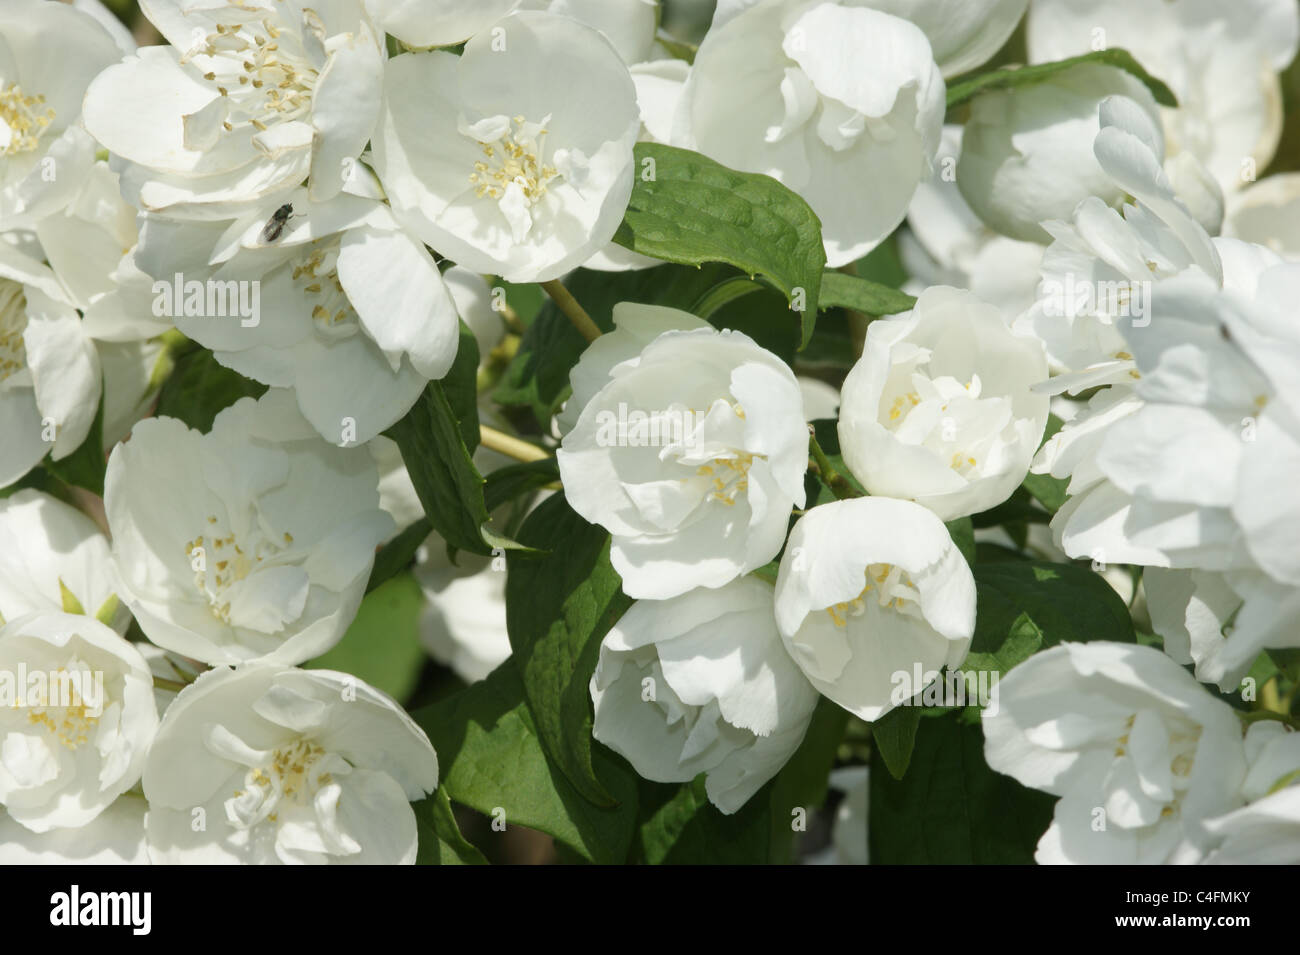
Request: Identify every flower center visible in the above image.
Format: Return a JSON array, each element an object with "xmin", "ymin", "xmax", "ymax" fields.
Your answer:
[
  {"xmin": 824, "ymin": 562, "xmax": 920, "ymax": 627},
  {"xmin": 1113, "ymin": 713, "xmax": 1202, "ymax": 819},
  {"xmin": 697, "ymin": 451, "xmax": 756, "ymax": 506},
  {"xmin": 881, "ymin": 366, "xmax": 1005, "ymax": 476},
  {"xmin": 0, "ymin": 280, "xmax": 28, "ymax": 386},
  {"xmin": 467, "ymin": 114, "xmax": 559, "ymax": 203},
  {"xmin": 191, "ymin": 18, "xmax": 318, "ymax": 134},
  {"xmin": 291, "ymin": 243, "xmax": 356, "ymax": 338},
  {"xmin": 186, "ymin": 514, "xmax": 294, "ymax": 624},
  {"xmin": 0, "ymin": 84, "xmax": 54, "ymax": 157},
  {"xmin": 25, "ymin": 667, "xmax": 99, "ymax": 750},
  {"xmin": 227, "ymin": 737, "xmax": 340, "ymax": 829},
  {"xmin": 681, "ymin": 402, "xmax": 760, "ymax": 506}
]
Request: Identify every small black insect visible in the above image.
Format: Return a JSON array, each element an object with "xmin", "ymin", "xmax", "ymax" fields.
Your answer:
[{"xmin": 260, "ymin": 203, "xmax": 295, "ymax": 243}]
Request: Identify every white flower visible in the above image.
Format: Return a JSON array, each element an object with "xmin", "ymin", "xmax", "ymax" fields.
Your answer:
[
  {"xmin": 676, "ymin": 0, "xmax": 945, "ymax": 266},
  {"xmin": 136, "ymin": 182, "xmax": 462, "ymax": 445},
  {"xmin": 900, "ymin": 125, "xmax": 1045, "ymax": 320},
  {"xmin": 141, "ymin": 663, "xmax": 438, "ymax": 864},
  {"xmin": 1180, "ymin": 722, "xmax": 1300, "ymax": 864},
  {"xmin": 0, "ymin": 239, "xmax": 100, "ymax": 488},
  {"xmin": 856, "ymin": 0, "xmax": 1028, "ymax": 77},
  {"xmin": 773, "ymin": 497, "xmax": 976, "ymax": 721},
  {"xmin": 0, "ymin": 796, "xmax": 148, "ymax": 864},
  {"xmin": 838, "ymin": 286, "xmax": 1049, "ymax": 521},
  {"xmin": 1223, "ymin": 171, "xmax": 1300, "ymax": 260},
  {"xmin": 32, "ymin": 158, "xmax": 174, "ymax": 446},
  {"xmin": 416, "ymin": 554, "xmax": 512, "ymax": 684},
  {"xmin": 1015, "ymin": 97, "xmax": 1224, "ymax": 388},
  {"xmin": 82, "ymin": 0, "xmax": 386, "ymax": 216},
  {"xmin": 0, "ymin": 611, "xmax": 159, "ymax": 833},
  {"xmin": 99, "ymin": 338, "xmax": 167, "ymax": 451},
  {"xmin": 957, "ymin": 64, "xmax": 1164, "ymax": 242},
  {"xmin": 590, "ymin": 576, "xmax": 819, "ymax": 813},
  {"xmin": 372, "ymin": 11, "xmax": 640, "ymax": 283},
  {"xmin": 630, "ymin": 59, "xmax": 692, "ymax": 146},
  {"xmin": 0, "ymin": 0, "xmax": 122, "ymax": 228},
  {"xmin": 1023, "ymin": 108, "xmax": 1280, "ymax": 590},
  {"xmin": 1041, "ymin": 248, "xmax": 1293, "ymax": 572},
  {"xmin": 714, "ymin": 0, "xmax": 1028, "ymax": 78},
  {"xmin": 556, "ymin": 303, "xmax": 808, "ymax": 600},
  {"xmin": 365, "ymin": 0, "xmax": 522, "ymax": 48},
  {"xmin": 555, "ymin": 300, "xmax": 710, "ymax": 436},
  {"xmin": 982, "ymin": 641, "xmax": 1247, "ymax": 864},
  {"xmin": 798, "ymin": 376, "xmax": 840, "ymax": 421},
  {"xmin": 36, "ymin": 160, "xmax": 168, "ymax": 344},
  {"xmin": 1028, "ymin": 0, "xmax": 1300, "ymax": 194},
  {"xmin": 105, "ymin": 389, "xmax": 395, "ymax": 666},
  {"xmin": 524, "ymin": 0, "xmax": 659, "ymax": 65},
  {"xmin": 1048, "ymin": 253, "xmax": 1300, "ymax": 691},
  {"xmin": 1143, "ymin": 568, "xmax": 1249, "ymax": 692},
  {"xmin": 0, "ymin": 490, "xmax": 122, "ymax": 628}
]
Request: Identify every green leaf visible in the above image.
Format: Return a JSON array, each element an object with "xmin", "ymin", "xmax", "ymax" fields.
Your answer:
[
  {"xmin": 386, "ymin": 380, "xmax": 490, "ymax": 557},
  {"xmin": 795, "ymin": 310, "xmax": 855, "ymax": 369},
  {"xmin": 0, "ymin": 467, "xmax": 61, "ymax": 500},
  {"xmin": 483, "ymin": 458, "xmax": 559, "ymax": 513},
  {"xmin": 478, "ymin": 521, "xmax": 542, "ymax": 557},
  {"xmin": 414, "ymin": 788, "xmax": 489, "ymax": 865},
  {"xmin": 946, "ymin": 48, "xmax": 1178, "ymax": 110},
  {"xmin": 442, "ymin": 320, "xmax": 482, "ymax": 453},
  {"xmin": 305, "ymin": 574, "xmax": 426, "ymax": 705},
  {"xmin": 869, "ymin": 714, "xmax": 1055, "ymax": 863},
  {"xmin": 505, "ymin": 494, "xmax": 634, "ymax": 808},
  {"xmin": 613, "ymin": 143, "xmax": 826, "ymax": 347},
  {"xmin": 633, "ymin": 776, "xmax": 771, "ymax": 864},
  {"xmin": 366, "ymin": 518, "xmax": 432, "ymax": 594},
  {"xmin": 153, "ymin": 346, "xmax": 267, "ymax": 433},
  {"xmin": 412, "ymin": 659, "xmax": 638, "ymax": 864},
  {"xmin": 44, "ymin": 392, "xmax": 107, "ymax": 496},
  {"xmin": 1020, "ymin": 471, "xmax": 1069, "ymax": 513},
  {"xmin": 710, "ymin": 285, "xmax": 800, "ymax": 366},
  {"xmin": 690, "ymin": 275, "xmax": 765, "ymax": 320},
  {"xmin": 491, "ymin": 279, "xmax": 547, "ymax": 328},
  {"xmin": 850, "ymin": 233, "xmax": 910, "ymax": 288},
  {"xmin": 871, "ymin": 704, "xmax": 923, "ymax": 780},
  {"xmin": 962, "ymin": 612, "xmax": 1044, "ymax": 678},
  {"xmin": 1266, "ymin": 648, "xmax": 1300, "ymax": 684},
  {"xmin": 818, "ymin": 271, "xmax": 916, "ymax": 317},
  {"xmin": 971, "ymin": 560, "xmax": 1136, "ymax": 663},
  {"xmin": 945, "ymin": 516, "xmax": 976, "ymax": 567}
]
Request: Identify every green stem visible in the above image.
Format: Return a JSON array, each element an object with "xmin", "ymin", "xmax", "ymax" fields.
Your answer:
[
  {"xmin": 808, "ymin": 432, "xmax": 863, "ymax": 499},
  {"xmin": 541, "ymin": 279, "xmax": 601, "ymax": 343},
  {"xmin": 153, "ymin": 676, "xmax": 189, "ymax": 694},
  {"xmin": 480, "ymin": 425, "xmax": 551, "ymax": 463}
]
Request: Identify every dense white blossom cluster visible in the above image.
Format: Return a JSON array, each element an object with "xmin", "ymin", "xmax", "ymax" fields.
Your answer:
[{"xmin": 3, "ymin": 0, "xmax": 1300, "ymax": 868}]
